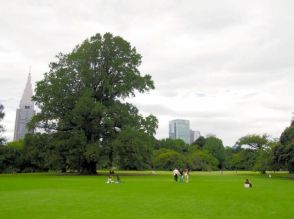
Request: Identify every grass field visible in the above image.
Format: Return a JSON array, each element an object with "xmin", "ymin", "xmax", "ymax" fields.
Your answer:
[{"xmin": 0, "ymin": 171, "xmax": 293, "ymax": 219}]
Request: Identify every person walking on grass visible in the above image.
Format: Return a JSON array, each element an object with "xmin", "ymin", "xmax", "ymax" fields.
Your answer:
[
  {"xmin": 179, "ymin": 169, "xmax": 184, "ymax": 183},
  {"xmin": 184, "ymin": 168, "xmax": 189, "ymax": 183},
  {"xmin": 173, "ymin": 168, "xmax": 180, "ymax": 182}
]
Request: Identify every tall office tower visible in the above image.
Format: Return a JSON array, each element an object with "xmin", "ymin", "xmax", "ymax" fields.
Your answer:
[
  {"xmin": 13, "ymin": 73, "xmax": 35, "ymax": 140},
  {"xmin": 190, "ymin": 130, "xmax": 201, "ymax": 144},
  {"xmin": 169, "ymin": 119, "xmax": 190, "ymax": 144}
]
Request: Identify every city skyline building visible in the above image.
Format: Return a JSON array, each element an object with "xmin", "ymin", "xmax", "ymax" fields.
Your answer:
[
  {"xmin": 13, "ymin": 73, "xmax": 35, "ymax": 140},
  {"xmin": 190, "ymin": 130, "xmax": 201, "ymax": 144},
  {"xmin": 169, "ymin": 119, "xmax": 191, "ymax": 144}
]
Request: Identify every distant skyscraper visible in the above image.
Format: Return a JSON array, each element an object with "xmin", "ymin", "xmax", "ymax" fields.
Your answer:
[
  {"xmin": 190, "ymin": 130, "xmax": 200, "ymax": 143},
  {"xmin": 13, "ymin": 73, "xmax": 35, "ymax": 141},
  {"xmin": 169, "ymin": 119, "xmax": 190, "ymax": 144}
]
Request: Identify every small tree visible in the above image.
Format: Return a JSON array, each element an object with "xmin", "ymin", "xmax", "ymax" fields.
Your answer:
[
  {"xmin": 186, "ymin": 150, "xmax": 219, "ymax": 171},
  {"xmin": 153, "ymin": 148, "xmax": 185, "ymax": 170}
]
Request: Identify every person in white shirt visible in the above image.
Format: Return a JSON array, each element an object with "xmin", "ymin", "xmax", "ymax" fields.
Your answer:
[
  {"xmin": 184, "ymin": 169, "xmax": 189, "ymax": 183},
  {"xmin": 106, "ymin": 175, "xmax": 113, "ymax": 184},
  {"xmin": 244, "ymin": 179, "xmax": 252, "ymax": 188},
  {"xmin": 173, "ymin": 168, "xmax": 180, "ymax": 182}
]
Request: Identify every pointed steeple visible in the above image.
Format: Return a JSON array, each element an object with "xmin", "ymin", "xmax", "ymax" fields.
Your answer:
[
  {"xmin": 14, "ymin": 69, "xmax": 35, "ymax": 140},
  {"xmin": 19, "ymin": 72, "xmax": 34, "ymax": 110}
]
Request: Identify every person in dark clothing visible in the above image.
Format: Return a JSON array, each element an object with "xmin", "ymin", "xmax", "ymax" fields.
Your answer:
[
  {"xmin": 173, "ymin": 168, "xmax": 179, "ymax": 182},
  {"xmin": 179, "ymin": 169, "xmax": 184, "ymax": 183}
]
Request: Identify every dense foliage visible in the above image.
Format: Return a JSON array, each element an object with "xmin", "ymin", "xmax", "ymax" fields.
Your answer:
[
  {"xmin": 0, "ymin": 132, "xmax": 292, "ymax": 174},
  {"xmin": 272, "ymin": 122, "xmax": 294, "ymax": 173}
]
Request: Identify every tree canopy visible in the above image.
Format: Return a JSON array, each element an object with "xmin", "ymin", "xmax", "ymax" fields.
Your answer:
[
  {"xmin": 192, "ymin": 136, "xmax": 206, "ymax": 148},
  {"xmin": 203, "ymin": 136, "xmax": 225, "ymax": 169},
  {"xmin": 154, "ymin": 138, "xmax": 188, "ymax": 152},
  {"xmin": 236, "ymin": 134, "xmax": 269, "ymax": 149},
  {"xmin": 30, "ymin": 33, "xmax": 158, "ymax": 174},
  {"xmin": 275, "ymin": 123, "xmax": 294, "ymax": 173}
]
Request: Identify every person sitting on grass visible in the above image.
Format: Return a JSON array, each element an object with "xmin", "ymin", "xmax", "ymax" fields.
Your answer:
[
  {"xmin": 106, "ymin": 175, "xmax": 113, "ymax": 184},
  {"xmin": 106, "ymin": 170, "xmax": 115, "ymax": 184},
  {"xmin": 244, "ymin": 179, "xmax": 252, "ymax": 188}
]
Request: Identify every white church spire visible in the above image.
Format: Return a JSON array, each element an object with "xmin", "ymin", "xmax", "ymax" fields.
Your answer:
[
  {"xmin": 13, "ymin": 71, "xmax": 35, "ymax": 141},
  {"xmin": 20, "ymin": 73, "xmax": 34, "ymax": 109}
]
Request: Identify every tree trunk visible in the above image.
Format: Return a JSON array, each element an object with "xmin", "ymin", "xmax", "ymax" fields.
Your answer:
[
  {"xmin": 108, "ymin": 148, "xmax": 113, "ymax": 168},
  {"xmin": 80, "ymin": 161, "xmax": 97, "ymax": 175},
  {"xmin": 288, "ymin": 162, "xmax": 294, "ymax": 173},
  {"xmin": 260, "ymin": 169, "xmax": 266, "ymax": 174}
]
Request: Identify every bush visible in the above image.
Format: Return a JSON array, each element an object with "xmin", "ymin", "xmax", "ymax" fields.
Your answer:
[
  {"xmin": 186, "ymin": 150, "xmax": 219, "ymax": 171},
  {"xmin": 0, "ymin": 146, "xmax": 23, "ymax": 173},
  {"xmin": 153, "ymin": 149, "xmax": 185, "ymax": 170}
]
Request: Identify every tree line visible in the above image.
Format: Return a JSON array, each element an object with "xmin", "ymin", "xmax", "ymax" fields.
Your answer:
[
  {"xmin": 0, "ymin": 33, "xmax": 293, "ymax": 174},
  {"xmin": 1, "ymin": 102, "xmax": 294, "ymax": 174}
]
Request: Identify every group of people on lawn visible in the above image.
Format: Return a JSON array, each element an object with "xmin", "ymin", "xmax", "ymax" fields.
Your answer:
[
  {"xmin": 106, "ymin": 168, "xmax": 253, "ymax": 188},
  {"xmin": 173, "ymin": 168, "xmax": 190, "ymax": 183},
  {"xmin": 106, "ymin": 170, "xmax": 120, "ymax": 184},
  {"xmin": 172, "ymin": 168, "xmax": 253, "ymax": 188}
]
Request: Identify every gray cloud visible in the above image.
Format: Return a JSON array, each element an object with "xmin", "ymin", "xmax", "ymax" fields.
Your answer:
[{"xmin": 1, "ymin": 0, "xmax": 294, "ymax": 145}]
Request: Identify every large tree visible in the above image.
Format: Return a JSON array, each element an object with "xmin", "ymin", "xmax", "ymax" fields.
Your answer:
[
  {"xmin": 236, "ymin": 134, "xmax": 271, "ymax": 173},
  {"xmin": 31, "ymin": 33, "xmax": 157, "ymax": 174},
  {"xmin": 276, "ymin": 123, "xmax": 294, "ymax": 173}
]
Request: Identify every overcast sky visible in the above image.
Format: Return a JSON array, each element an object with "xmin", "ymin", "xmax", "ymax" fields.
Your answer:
[{"xmin": 0, "ymin": 0, "xmax": 294, "ymax": 145}]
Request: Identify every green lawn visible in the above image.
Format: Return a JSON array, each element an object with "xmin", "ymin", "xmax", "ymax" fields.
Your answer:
[{"xmin": 0, "ymin": 171, "xmax": 293, "ymax": 219}]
